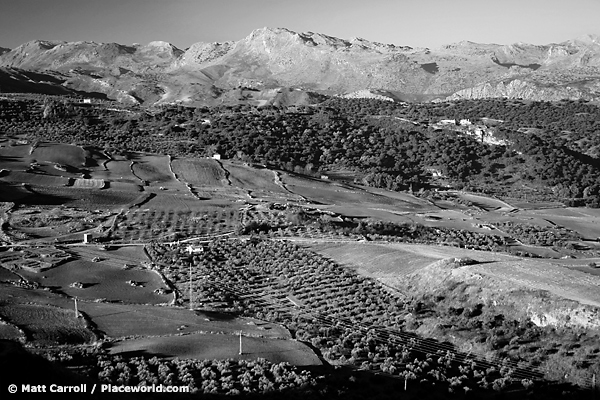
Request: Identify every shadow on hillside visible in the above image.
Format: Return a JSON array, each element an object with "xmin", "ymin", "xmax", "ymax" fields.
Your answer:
[{"xmin": 194, "ymin": 310, "xmax": 239, "ymax": 321}]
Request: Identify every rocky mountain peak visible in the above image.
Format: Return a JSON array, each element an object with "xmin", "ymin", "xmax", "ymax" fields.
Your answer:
[
  {"xmin": 8, "ymin": 40, "xmax": 61, "ymax": 57},
  {"xmin": 142, "ymin": 41, "xmax": 183, "ymax": 58},
  {"xmin": 241, "ymin": 27, "xmax": 353, "ymax": 52},
  {"xmin": 571, "ymin": 33, "xmax": 600, "ymax": 45},
  {"xmin": 1, "ymin": 28, "xmax": 600, "ymax": 105}
]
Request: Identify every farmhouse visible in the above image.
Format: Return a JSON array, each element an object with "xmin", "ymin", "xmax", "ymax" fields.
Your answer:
[
  {"xmin": 186, "ymin": 245, "xmax": 204, "ymax": 254},
  {"xmin": 425, "ymin": 167, "xmax": 444, "ymax": 178}
]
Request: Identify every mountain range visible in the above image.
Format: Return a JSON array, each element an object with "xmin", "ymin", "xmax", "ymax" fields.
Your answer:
[{"xmin": 1, "ymin": 27, "xmax": 600, "ymax": 105}]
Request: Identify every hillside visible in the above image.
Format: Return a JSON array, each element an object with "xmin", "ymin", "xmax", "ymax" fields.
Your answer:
[
  {"xmin": 2, "ymin": 94, "xmax": 600, "ymax": 207},
  {"xmin": 1, "ymin": 28, "xmax": 600, "ymax": 105},
  {"xmin": 1, "ymin": 94, "xmax": 600, "ymax": 397}
]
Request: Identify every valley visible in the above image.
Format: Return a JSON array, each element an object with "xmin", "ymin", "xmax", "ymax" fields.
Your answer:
[{"xmin": 1, "ymin": 93, "xmax": 600, "ymax": 398}]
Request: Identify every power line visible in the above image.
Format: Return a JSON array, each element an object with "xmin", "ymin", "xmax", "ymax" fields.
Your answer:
[
  {"xmin": 200, "ymin": 280, "xmax": 566, "ymax": 386},
  {"xmin": 169, "ymin": 244, "xmax": 595, "ymax": 390}
]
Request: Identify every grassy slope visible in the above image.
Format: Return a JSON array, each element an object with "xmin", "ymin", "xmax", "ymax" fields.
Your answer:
[
  {"xmin": 109, "ymin": 333, "xmax": 321, "ymax": 366},
  {"xmin": 311, "ymin": 240, "xmax": 600, "ymax": 324},
  {"xmin": 31, "ymin": 143, "xmax": 86, "ymax": 167},
  {"xmin": 171, "ymin": 158, "xmax": 225, "ymax": 186}
]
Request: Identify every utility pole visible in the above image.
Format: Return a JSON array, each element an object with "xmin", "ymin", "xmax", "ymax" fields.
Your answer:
[
  {"xmin": 239, "ymin": 330, "xmax": 243, "ymax": 355},
  {"xmin": 189, "ymin": 264, "xmax": 193, "ymax": 310}
]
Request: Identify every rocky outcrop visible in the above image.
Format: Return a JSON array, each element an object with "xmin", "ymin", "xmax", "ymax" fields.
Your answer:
[
  {"xmin": 446, "ymin": 78, "xmax": 600, "ymax": 101},
  {"xmin": 338, "ymin": 89, "xmax": 397, "ymax": 101},
  {"xmin": 528, "ymin": 303, "xmax": 600, "ymax": 330},
  {"xmin": 393, "ymin": 257, "xmax": 600, "ymax": 331}
]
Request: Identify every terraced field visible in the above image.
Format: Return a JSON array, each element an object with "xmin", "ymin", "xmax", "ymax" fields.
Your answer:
[
  {"xmin": 171, "ymin": 158, "xmax": 226, "ymax": 186},
  {"xmin": 223, "ymin": 161, "xmax": 292, "ymax": 199},
  {"xmin": 131, "ymin": 154, "xmax": 181, "ymax": 188},
  {"xmin": 93, "ymin": 160, "xmax": 140, "ymax": 184},
  {"xmin": 72, "ymin": 178, "xmax": 105, "ymax": 189}
]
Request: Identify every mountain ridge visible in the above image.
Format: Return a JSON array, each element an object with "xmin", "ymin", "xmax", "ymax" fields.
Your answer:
[{"xmin": 1, "ymin": 27, "xmax": 600, "ymax": 105}]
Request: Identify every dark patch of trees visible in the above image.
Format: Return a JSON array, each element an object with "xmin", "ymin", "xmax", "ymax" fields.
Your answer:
[{"xmin": 2, "ymin": 96, "xmax": 600, "ymax": 204}]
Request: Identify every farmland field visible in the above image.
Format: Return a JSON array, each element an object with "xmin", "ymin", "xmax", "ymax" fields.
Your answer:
[
  {"xmin": 31, "ymin": 143, "xmax": 86, "ymax": 167},
  {"xmin": 0, "ymin": 143, "xmax": 32, "ymax": 159},
  {"xmin": 78, "ymin": 302, "xmax": 290, "ymax": 339},
  {"xmin": 0, "ymin": 170, "xmax": 69, "ymax": 186},
  {"xmin": 0, "ymin": 143, "xmax": 33, "ymax": 171},
  {"xmin": 0, "ymin": 302, "xmax": 95, "ymax": 344},
  {"xmin": 110, "ymin": 333, "xmax": 321, "ymax": 366},
  {"xmin": 0, "ymin": 266, "xmax": 20, "ymax": 281},
  {"xmin": 0, "ymin": 182, "xmax": 31, "ymax": 201},
  {"xmin": 411, "ymin": 210, "xmax": 491, "ymax": 232},
  {"xmin": 223, "ymin": 161, "xmax": 291, "ymax": 196},
  {"xmin": 281, "ymin": 172, "xmax": 435, "ymax": 214},
  {"xmin": 18, "ymin": 250, "xmax": 171, "ymax": 305},
  {"xmin": 171, "ymin": 158, "xmax": 226, "ymax": 186},
  {"xmin": 354, "ymin": 185, "xmax": 439, "ymax": 212},
  {"xmin": 92, "ymin": 160, "xmax": 140, "ymax": 184},
  {"xmin": 106, "ymin": 181, "xmax": 142, "ymax": 192},
  {"xmin": 311, "ymin": 240, "xmax": 600, "ymax": 308},
  {"xmin": 571, "ymin": 208, "xmax": 600, "ymax": 218},
  {"xmin": 516, "ymin": 208, "xmax": 600, "ymax": 240},
  {"xmin": 503, "ymin": 199, "xmax": 566, "ymax": 210},
  {"xmin": 283, "ymin": 173, "xmax": 393, "ymax": 205},
  {"xmin": 308, "ymin": 240, "xmax": 519, "ymax": 279},
  {"xmin": 0, "ymin": 282, "xmax": 293, "ymax": 341},
  {"xmin": 323, "ymin": 205, "xmax": 415, "ymax": 223},
  {"xmin": 310, "ymin": 241, "xmax": 441, "ymax": 279},
  {"xmin": 0, "ymin": 284, "xmax": 284, "ymax": 339},
  {"xmin": 452, "ymin": 192, "xmax": 514, "ymax": 212},
  {"xmin": 131, "ymin": 154, "xmax": 180, "ymax": 187},
  {"xmin": 6, "ymin": 207, "xmax": 111, "ymax": 242},
  {"xmin": 21, "ymin": 185, "xmax": 143, "ymax": 209}
]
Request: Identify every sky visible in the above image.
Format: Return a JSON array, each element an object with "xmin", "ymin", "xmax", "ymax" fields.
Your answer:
[{"xmin": 0, "ymin": 0, "xmax": 599, "ymax": 50}]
